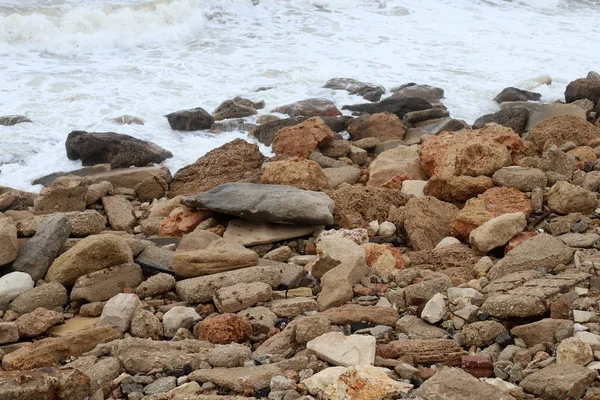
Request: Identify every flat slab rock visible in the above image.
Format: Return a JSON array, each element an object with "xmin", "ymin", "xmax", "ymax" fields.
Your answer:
[
  {"xmin": 223, "ymin": 218, "xmax": 321, "ymax": 246},
  {"xmin": 182, "ymin": 182, "xmax": 335, "ymax": 225},
  {"xmin": 307, "ymin": 332, "xmax": 376, "ymax": 367}
]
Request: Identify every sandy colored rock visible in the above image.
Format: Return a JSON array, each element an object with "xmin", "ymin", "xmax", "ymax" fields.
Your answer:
[
  {"xmin": 529, "ymin": 114, "xmax": 600, "ymax": 150},
  {"xmin": 71, "ymin": 263, "xmax": 144, "ymax": 302},
  {"xmin": 308, "ymin": 236, "xmax": 366, "ymax": 279},
  {"xmin": 261, "ymin": 158, "xmax": 328, "ymax": 191},
  {"xmin": 547, "ymin": 181, "xmax": 598, "ymax": 214},
  {"xmin": 321, "ymin": 304, "xmax": 399, "ymax": 326},
  {"xmin": 480, "ymin": 294, "xmax": 546, "ymax": 319},
  {"xmin": 395, "ymin": 315, "xmax": 446, "ymax": 339},
  {"xmin": 130, "ymin": 308, "xmax": 163, "ymax": 340},
  {"xmin": 519, "ymin": 364, "xmax": 596, "ymax": 400},
  {"xmin": 0, "ymin": 218, "xmax": 17, "ymax": 266},
  {"xmin": 404, "ymin": 196, "xmax": 458, "ymax": 251},
  {"xmin": 492, "ymin": 166, "xmax": 547, "ymax": 191},
  {"xmin": 0, "ymin": 368, "xmax": 91, "ymax": 400},
  {"xmin": 460, "ymin": 321, "xmax": 505, "ymax": 347},
  {"xmin": 469, "ymin": 212, "xmax": 526, "ymax": 253},
  {"xmin": 0, "ymin": 322, "xmax": 19, "ymax": 344},
  {"xmin": 387, "ymin": 339, "xmax": 465, "ymax": 365},
  {"xmin": 16, "ymin": 210, "xmax": 106, "ymax": 238},
  {"xmin": 423, "ymin": 174, "xmax": 495, "ymax": 202},
  {"xmin": 163, "ymin": 306, "xmax": 201, "ymax": 337},
  {"xmin": 194, "ymin": 313, "xmax": 252, "ymax": 344},
  {"xmin": 32, "ymin": 177, "xmax": 87, "ymax": 215},
  {"xmin": 102, "ymin": 195, "xmax": 136, "ymax": 233},
  {"xmin": 159, "ymin": 205, "xmax": 212, "ymax": 237},
  {"xmin": 346, "ymin": 112, "xmax": 407, "ymax": 142},
  {"xmin": 272, "ymin": 117, "xmax": 335, "ymax": 158},
  {"xmin": 510, "ymin": 319, "xmax": 574, "ymax": 347},
  {"xmin": 169, "ymin": 139, "xmax": 265, "ymax": 196},
  {"xmin": 318, "ymin": 257, "xmax": 370, "ymax": 311},
  {"xmin": 368, "ymin": 145, "xmax": 428, "ymax": 186},
  {"xmin": 134, "ymin": 273, "xmax": 176, "ymax": 298},
  {"xmin": 10, "ymin": 282, "xmax": 67, "ymax": 314},
  {"xmin": 214, "ymin": 282, "xmax": 273, "ymax": 313},
  {"xmin": 556, "ymin": 337, "xmax": 593, "ymax": 365},
  {"xmin": 15, "ymin": 307, "xmax": 63, "ymax": 337}
]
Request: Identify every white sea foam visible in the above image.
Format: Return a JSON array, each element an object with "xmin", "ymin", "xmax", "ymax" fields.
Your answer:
[{"xmin": 0, "ymin": 0, "xmax": 597, "ymax": 191}]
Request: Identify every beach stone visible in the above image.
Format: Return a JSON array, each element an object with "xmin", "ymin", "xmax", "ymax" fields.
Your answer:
[
  {"xmin": 135, "ymin": 174, "xmax": 168, "ymax": 202},
  {"xmin": 324, "ymin": 78, "xmax": 385, "ymax": 101},
  {"xmin": 270, "ymin": 297, "xmax": 318, "ymax": 318},
  {"xmin": 134, "ymin": 273, "xmax": 175, "ymax": 298},
  {"xmin": 224, "ymin": 219, "xmax": 320, "ymax": 246},
  {"xmin": 556, "ymin": 337, "xmax": 593, "ymax": 365},
  {"xmin": 307, "ymin": 332, "xmax": 375, "ymax": 366},
  {"xmin": 415, "ymin": 367, "xmax": 516, "ymax": 400},
  {"xmin": 525, "ymin": 103, "xmax": 587, "ymax": 131},
  {"xmin": 395, "ymin": 315, "xmax": 446, "ymax": 339},
  {"xmin": 346, "ymin": 112, "xmax": 406, "ymax": 141},
  {"xmin": 0, "ymin": 272, "xmax": 34, "ymax": 307},
  {"xmin": 213, "ymin": 99, "xmax": 257, "ymax": 121},
  {"xmin": 321, "ymin": 304, "xmax": 399, "ymax": 327},
  {"xmin": 143, "ymin": 376, "xmax": 177, "ymax": 395},
  {"xmin": 261, "ymin": 158, "xmax": 328, "ymax": 191},
  {"xmin": 387, "ymin": 338, "xmax": 465, "ymax": 365},
  {"xmin": 71, "ymin": 263, "xmax": 143, "ymax": 302},
  {"xmin": 307, "ymin": 236, "xmax": 365, "ymax": 279},
  {"xmin": 135, "ymin": 244, "xmax": 173, "ymax": 270},
  {"xmin": 403, "ymin": 108, "xmax": 448, "ymax": 124},
  {"xmin": 0, "ymin": 114, "xmax": 32, "ymax": 126},
  {"xmin": 1, "ymin": 325, "xmax": 120, "ymax": 370},
  {"xmin": 237, "ymin": 306, "xmax": 277, "ymax": 335},
  {"xmin": 0, "ymin": 368, "xmax": 90, "ymax": 400},
  {"xmin": 159, "ymin": 206, "xmax": 211, "ymax": 237},
  {"xmin": 272, "ymin": 98, "xmax": 341, "ymax": 117},
  {"xmin": 249, "ymin": 117, "xmax": 306, "ymax": 146},
  {"xmin": 10, "ymin": 282, "xmax": 67, "ymax": 314},
  {"xmin": 0, "ymin": 322, "xmax": 19, "ymax": 344},
  {"xmin": 0, "ymin": 218, "xmax": 17, "ymax": 267},
  {"xmin": 15, "ymin": 307, "xmax": 63, "ymax": 337},
  {"xmin": 194, "ymin": 313, "xmax": 251, "ymax": 344},
  {"xmin": 404, "ymin": 196, "xmax": 458, "ymax": 251},
  {"xmin": 213, "ymin": 282, "xmax": 272, "ymax": 313},
  {"xmin": 130, "ymin": 309, "xmax": 163, "ymax": 340},
  {"xmin": 565, "ymin": 76, "xmax": 600, "ymax": 104},
  {"xmin": 494, "ymin": 87, "xmax": 541, "ymax": 103},
  {"xmin": 65, "ymin": 131, "xmax": 172, "ymax": 168},
  {"xmin": 324, "ymin": 166, "xmax": 361, "ymax": 189},
  {"xmin": 487, "ymin": 233, "xmax": 574, "ymax": 280},
  {"xmin": 480, "ymin": 294, "xmax": 546, "ymax": 319},
  {"xmin": 85, "ymin": 180, "xmax": 113, "ymax": 205},
  {"xmin": 169, "ymin": 138, "xmax": 265, "ymax": 196},
  {"xmin": 172, "ymin": 239, "xmax": 259, "ymax": 278},
  {"xmin": 320, "ymin": 139, "xmax": 351, "ymax": 158},
  {"xmin": 318, "ymin": 257, "xmax": 370, "ymax": 311},
  {"xmin": 343, "ymin": 96, "xmax": 433, "ymax": 119},
  {"xmin": 176, "ymin": 264, "xmax": 283, "ymax": 303},
  {"xmin": 392, "ymin": 84, "xmax": 444, "ymax": 103},
  {"xmin": 272, "ymin": 117, "xmax": 335, "ymax": 159},
  {"xmin": 102, "ymin": 195, "xmax": 136, "ymax": 233},
  {"xmin": 368, "ymin": 145, "xmax": 427, "ymax": 186},
  {"xmin": 17, "ymin": 210, "xmax": 106, "ymax": 238},
  {"xmin": 420, "ymin": 293, "xmax": 446, "ymax": 324},
  {"xmin": 419, "ymin": 117, "xmax": 471, "ymax": 135},
  {"xmin": 183, "ymin": 182, "xmax": 334, "ymax": 225},
  {"xmin": 33, "ymin": 178, "xmax": 88, "ymax": 214},
  {"xmin": 163, "ymin": 306, "xmax": 201, "ymax": 338},
  {"xmin": 469, "ymin": 212, "xmax": 526, "ymax": 253},
  {"xmin": 519, "ymin": 364, "xmax": 596, "ymax": 400},
  {"xmin": 46, "ymin": 234, "xmax": 133, "ymax": 286},
  {"xmin": 423, "ymin": 174, "xmax": 494, "ymax": 202},
  {"xmin": 547, "ymin": 181, "xmax": 597, "ymax": 214},
  {"xmin": 529, "ymin": 114, "xmax": 600, "ymax": 150},
  {"xmin": 473, "ymin": 107, "xmax": 529, "ymax": 134},
  {"xmin": 510, "ymin": 319, "xmax": 573, "ymax": 347},
  {"xmin": 97, "ymin": 293, "xmax": 141, "ymax": 333},
  {"xmin": 559, "ymin": 232, "xmax": 600, "ymax": 247},
  {"xmin": 492, "ymin": 167, "xmax": 547, "ymax": 191},
  {"xmin": 165, "ymin": 107, "xmax": 214, "ymax": 130},
  {"xmin": 460, "ymin": 321, "xmax": 506, "ymax": 347}
]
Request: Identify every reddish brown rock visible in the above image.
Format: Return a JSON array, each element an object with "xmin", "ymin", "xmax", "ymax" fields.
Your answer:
[
  {"xmin": 347, "ymin": 112, "xmax": 406, "ymax": 141},
  {"xmin": 159, "ymin": 206, "xmax": 212, "ymax": 237},
  {"xmin": 504, "ymin": 231, "xmax": 538, "ymax": 254},
  {"xmin": 271, "ymin": 98, "xmax": 342, "ymax": 118},
  {"xmin": 272, "ymin": 117, "xmax": 335, "ymax": 159},
  {"xmin": 194, "ymin": 313, "xmax": 252, "ymax": 344},
  {"xmin": 363, "ymin": 243, "xmax": 406, "ymax": 277},
  {"xmin": 14, "ymin": 307, "xmax": 63, "ymax": 337},
  {"xmin": 461, "ymin": 355, "xmax": 494, "ymax": 378},
  {"xmin": 565, "ymin": 77, "xmax": 600, "ymax": 104},
  {"xmin": 403, "ymin": 196, "xmax": 458, "ymax": 250},
  {"xmin": 529, "ymin": 115, "xmax": 600, "ymax": 151},
  {"xmin": 261, "ymin": 158, "xmax": 329, "ymax": 191},
  {"xmin": 169, "ymin": 139, "xmax": 265, "ymax": 196},
  {"xmin": 568, "ymin": 146, "xmax": 597, "ymax": 163},
  {"xmin": 387, "ymin": 339, "xmax": 465, "ymax": 365}
]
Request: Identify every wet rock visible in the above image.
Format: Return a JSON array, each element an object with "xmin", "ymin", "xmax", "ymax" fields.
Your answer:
[
  {"xmin": 307, "ymin": 332, "xmax": 375, "ymax": 366},
  {"xmin": 520, "ymin": 364, "xmax": 596, "ymax": 400},
  {"xmin": 213, "ymin": 99, "xmax": 257, "ymax": 120},
  {"xmin": 346, "ymin": 112, "xmax": 406, "ymax": 141},
  {"xmin": 473, "ymin": 108, "xmax": 529, "ymax": 134},
  {"xmin": 46, "ymin": 234, "xmax": 133, "ymax": 286},
  {"xmin": 130, "ymin": 309, "xmax": 163, "ymax": 340},
  {"xmin": 97, "ymin": 293, "xmax": 141, "ymax": 333},
  {"xmin": 165, "ymin": 107, "xmax": 214, "ymax": 131},
  {"xmin": 65, "ymin": 131, "xmax": 172, "ymax": 168},
  {"xmin": 324, "ymin": 78, "xmax": 385, "ymax": 101},
  {"xmin": 10, "ymin": 281, "xmax": 67, "ymax": 314},
  {"xmin": 15, "ymin": 307, "xmax": 63, "ymax": 337},
  {"xmin": 272, "ymin": 117, "xmax": 335, "ymax": 159},
  {"xmin": 529, "ymin": 114, "xmax": 600, "ymax": 150},
  {"xmin": 0, "ymin": 218, "xmax": 17, "ymax": 267},
  {"xmin": 249, "ymin": 117, "xmax": 306, "ymax": 146},
  {"xmin": 0, "ymin": 368, "xmax": 90, "ymax": 400},
  {"xmin": 214, "ymin": 282, "xmax": 272, "ymax": 313},
  {"xmin": 494, "ymin": 87, "xmax": 541, "ymax": 103},
  {"xmin": 404, "ymin": 196, "xmax": 458, "ymax": 251},
  {"xmin": 460, "ymin": 321, "xmax": 506, "ymax": 347},
  {"xmin": 0, "ymin": 272, "xmax": 34, "ymax": 307},
  {"xmin": 547, "ymin": 181, "xmax": 597, "ymax": 214},
  {"xmin": 0, "ymin": 114, "xmax": 32, "ymax": 126},
  {"xmin": 194, "ymin": 313, "xmax": 251, "ymax": 344},
  {"xmin": 565, "ymin": 76, "xmax": 600, "ymax": 104},
  {"xmin": 469, "ymin": 212, "xmax": 526, "ymax": 253},
  {"xmin": 272, "ymin": 98, "xmax": 342, "ymax": 117},
  {"xmin": 71, "ymin": 263, "xmax": 143, "ymax": 302},
  {"xmin": 343, "ymin": 96, "xmax": 433, "ymax": 119},
  {"xmin": 262, "ymin": 158, "xmax": 329, "ymax": 191},
  {"xmin": 183, "ymin": 182, "xmax": 334, "ymax": 225},
  {"xmin": 391, "ymin": 84, "xmax": 445, "ymax": 104}
]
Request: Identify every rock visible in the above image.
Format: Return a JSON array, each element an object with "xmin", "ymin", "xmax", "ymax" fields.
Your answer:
[
  {"xmin": 559, "ymin": 232, "xmax": 600, "ymax": 247},
  {"xmin": 163, "ymin": 306, "xmax": 201, "ymax": 337},
  {"xmin": 494, "ymin": 87, "xmax": 541, "ymax": 103},
  {"xmin": 547, "ymin": 181, "xmax": 597, "ymax": 214},
  {"xmin": 0, "ymin": 218, "xmax": 17, "ymax": 266},
  {"xmin": 165, "ymin": 107, "xmax": 214, "ymax": 131},
  {"xmin": 135, "ymin": 244, "xmax": 174, "ymax": 270},
  {"xmin": 249, "ymin": 117, "xmax": 306, "ymax": 146},
  {"xmin": 213, "ymin": 282, "xmax": 272, "ymax": 313},
  {"xmin": 307, "ymin": 236, "xmax": 365, "ymax": 279},
  {"xmin": 421, "ymin": 293, "xmax": 446, "ymax": 324},
  {"xmin": 510, "ymin": 319, "xmax": 573, "ymax": 347},
  {"xmin": 46, "ymin": 234, "xmax": 133, "ymax": 286},
  {"xmin": 480, "ymin": 294, "xmax": 546, "ymax": 319},
  {"xmin": 0, "ymin": 272, "xmax": 34, "ymax": 307},
  {"xmin": 0, "ymin": 368, "xmax": 91, "ymax": 400},
  {"xmin": 473, "ymin": 108, "xmax": 529, "ymax": 134},
  {"xmin": 0, "ymin": 114, "xmax": 32, "ymax": 126},
  {"xmin": 525, "ymin": 103, "xmax": 588, "ymax": 131},
  {"xmin": 271, "ymin": 117, "xmax": 335, "ymax": 158},
  {"xmin": 318, "ymin": 257, "xmax": 370, "ymax": 310},
  {"xmin": 392, "ymin": 84, "xmax": 444, "ymax": 103},
  {"xmin": 321, "ymin": 304, "xmax": 399, "ymax": 327},
  {"xmin": 135, "ymin": 175, "xmax": 167, "ymax": 202},
  {"xmin": 324, "ymin": 78, "xmax": 385, "ymax": 101},
  {"xmin": 529, "ymin": 115, "xmax": 600, "ymax": 150},
  {"xmin": 324, "ymin": 166, "xmax": 361, "ymax": 189},
  {"xmin": 270, "ymin": 297, "xmax": 318, "ymax": 317},
  {"xmin": 143, "ymin": 376, "xmax": 177, "ymax": 395},
  {"xmin": 176, "ymin": 264, "xmax": 282, "ymax": 303},
  {"xmin": 272, "ymin": 98, "xmax": 342, "ymax": 117},
  {"xmin": 222, "ymin": 220, "xmax": 316, "ymax": 248},
  {"xmin": 2, "ymin": 325, "xmax": 120, "ymax": 370},
  {"xmin": 519, "ymin": 364, "xmax": 596, "ymax": 400},
  {"xmin": 0, "ymin": 323, "xmax": 19, "ymax": 344},
  {"xmin": 102, "ymin": 195, "xmax": 136, "ymax": 233},
  {"xmin": 565, "ymin": 77, "xmax": 600, "ymax": 104},
  {"xmin": 387, "ymin": 339, "xmax": 465, "ymax": 364},
  {"xmin": 169, "ymin": 139, "xmax": 265, "ymax": 196},
  {"xmin": 97, "ymin": 293, "xmax": 141, "ymax": 333},
  {"xmin": 415, "ymin": 367, "xmax": 516, "ymax": 400},
  {"xmin": 424, "ymin": 175, "xmax": 495, "ymax": 202},
  {"xmin": 469, "ymin": 212, "xmax": 526, "ymax": 253},
  {"xmin": 395, "ymin": 315, "xmax": 446, "ymax": 339},
  {"xmin": 556, "ymin": 337, "xmax": 593, "ymax": 365},
  {"xmin": 71, "ymin": 263, "xmax": 143, "ymax": 302},
  {"xmin": 183, "ymin": 182, "xmax": 334, "ymax": 225},
  {"xmin": 346, "ymin": 112, "xmax": 406, "ymax": 141},
  {"xmin": 324, "ymin": 365, "xmax": 413, "ymax": 399},
  {"xmin": 419, "ymin": 117, "xmax": 471, "ymax": 134},
  {"xmin": 33, "ymin": 178, "xmax": 87, "ymax": 214},
  {"xmin": 159, "ymin": 206, "xmax": 211, "ymax": 237},
  {"xmin": 16, "ymin": 210, "xmax": 106, "ymax": 238},
  {"xmin": 261, "ymin": 158, "xmax": 328, "ymax": 191},
  {"xmin": 487, "ymin": 233, "xmax": 574, "ymax": 280},
  {"xmin": 367, "ymin": 145, "xmax": 427, "ymax": 186},
  {"xmin": 404, "ymin": 196, "xmax": 458, "ymax": 251},
  {"xmin": 85, "ymin": 181, "xmax": 113, "ymax": 205},
  {"xmin": 65, "ymin": 131, "xmax": 172, "ymax": 168},
  {"xmin": 460, "ymin": 321, "xmax": 505, "ymax": 347},
  {"xmin": 319, "ymin": 139, "xmax": 352, "ymax": 159},
  {"xmin": 213, "ymin": 99, "xmax": 257, "ymax": 120},
  {"xmin": 343, "ymin": 96, "xmax": 433, "ymax": 119},
  {"xmin": 492, "ymin": 167, "xmax": 547, "ymax": 191},
  {"xmin": 130, "ymin": 309, "xmax": 163, "ymax": 339},
  {"xmin": 172, "ymin": 239, "xmax": 259, "ymax": 278},
  {"xmin": 403, "ymin": 108, "xmax": 449, "ymax": 124},
  {"xmin": 194, "ymin": 313, "xmax": 251, "ymax": 344},
  {"xmin": 9, "ymin": 282, "xmax": 67, "ymax": 314},
  {"xmin": 15, "ymin": 307, "xmax": 63, "ymax": 337},
  {"xmin": 307, "ymin": 332, "xmax": 375, "ymax": 366},
  {"xmin": 134, "ymin": 273, "xmax": 176, "ymax": 298}
]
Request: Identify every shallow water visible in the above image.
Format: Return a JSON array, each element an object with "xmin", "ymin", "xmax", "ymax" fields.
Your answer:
[{"xmin": 0, "ymin": 0, "xmax": 598, "ymax": 191}]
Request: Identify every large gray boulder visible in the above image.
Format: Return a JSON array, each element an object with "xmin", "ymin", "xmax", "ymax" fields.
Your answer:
[{"xmin": 182, "ymin": 183, "xmax": 335, "ymax": 225}]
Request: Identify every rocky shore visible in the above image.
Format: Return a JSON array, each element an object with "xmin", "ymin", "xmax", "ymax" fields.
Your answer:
[{"xmin": 1, "ymin": 72, "xmax": 600, "ymax": 399}]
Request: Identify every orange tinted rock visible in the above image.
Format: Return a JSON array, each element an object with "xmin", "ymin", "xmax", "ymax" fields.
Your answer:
[
  {"xmin": 364, "ymin": 243, "xmax": 406, "ymax": 277},
  {"xmin": 261, "ymin": 158, "xmax": 329, "ymax": 191},
  {"xmin": 568, "ymin": 146, "xmax": 597, "ymax": 163},
  {"xmin": 505, "ymin": 232, "xmax": 539, "ymax": 255},
  {"xmin": 529, "ymin": 115, "xmax": 600, "ymax": 151},
  {"xmin": 347, "ymin": 112, "xmax": 406, "ymax": 141},
  {"xmin": 272, "ymin": 117, "xmax": 335, "ymax": 158},
  {"xmin": 194, "ymin": 313, "xmax": 252, "ymax": 344},
  {"xmin": 159, "ymin": 206, "xmax": 212, "ymax": 237},
  {"xmin": 423, "ymin": 175, "xmax": 494, "ymax": 202}
]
